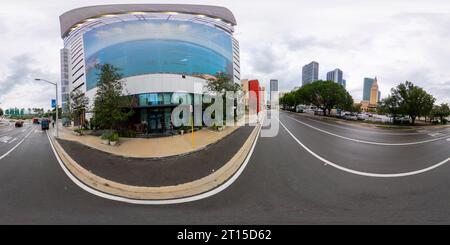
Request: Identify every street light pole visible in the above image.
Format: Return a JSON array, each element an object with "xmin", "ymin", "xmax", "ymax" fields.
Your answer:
[{"xmin": 35, "ymin": 78, "xmax": 59, "ymax": 138}]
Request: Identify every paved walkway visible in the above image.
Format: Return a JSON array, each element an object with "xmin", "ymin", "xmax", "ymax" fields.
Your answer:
[
  {"xmin": 58, "ymin": 125, "xmax": 240, "ymax": 158},
  {"xmin": 57, "ymin": 126, "xmax": 255, "ymax": 187}
]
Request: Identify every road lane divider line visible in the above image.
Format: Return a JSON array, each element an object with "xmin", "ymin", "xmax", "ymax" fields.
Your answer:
[
  {"xmin": 279, "ymin": 119, "xmax": 450, "ymax": 178},
  {"xmin": 46, "ymin": 122, "xmax": 262, "ymax": 205},
  {"xmin": 0, "ymin": 126, "xmax": 35, "ymax": 161},
  {"xmin": 285, "ymin": 114, "xmax": 449, "ymax": 146}
]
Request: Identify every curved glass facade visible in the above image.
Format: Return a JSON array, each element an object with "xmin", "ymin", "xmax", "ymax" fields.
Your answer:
[{"xmin": 83, "ymin": 19, "xmax": 233, "ymax": 91}]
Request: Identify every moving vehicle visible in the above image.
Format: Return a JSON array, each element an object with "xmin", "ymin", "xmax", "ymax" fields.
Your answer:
[
  {"xmin": 32, "ymin": 118, "xmax": 39, "ymax": 124},
  {"xmin": 15, "ymin": 120, "xmax": 24, "ymax": 127},
  {"xmin": 41, "ymin": 119, "xmax": 50, "ymax": 130}
]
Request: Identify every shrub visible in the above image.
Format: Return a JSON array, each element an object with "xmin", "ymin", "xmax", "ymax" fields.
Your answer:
[
  {"xmin": 101, "ymin": 132, "xmax": 111, "ymax": 140},
  {"xmin": 118, "ymin": 129, "xmax": 137, "ymax": 138},
  {"xmin": 74, "ymin": 128, "xmax": 83, "ymax": 134},
  {"xmin": 110, "ymin": 132, "xmax": 119, "ymax": 142}
]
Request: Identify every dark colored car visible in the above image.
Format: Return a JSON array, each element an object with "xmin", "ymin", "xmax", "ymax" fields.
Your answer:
[
  {"xmin": 41, "ymin": 119, "xmax": 50, "ymax": 130},
  {"xmin": 15, "ymin": 120, "xmax": 24, "ymax": 127}
]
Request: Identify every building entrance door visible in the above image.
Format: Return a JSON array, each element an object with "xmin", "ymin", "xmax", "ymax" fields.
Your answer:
[{"xmin": 148, "ymin": 110, "xmax": 164, "ymax": 133}]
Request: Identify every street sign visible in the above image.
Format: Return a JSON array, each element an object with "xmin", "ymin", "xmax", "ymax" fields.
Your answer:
[{"xmin": 51, "ymin": 99, "xmax": 56, "ymax": 108}]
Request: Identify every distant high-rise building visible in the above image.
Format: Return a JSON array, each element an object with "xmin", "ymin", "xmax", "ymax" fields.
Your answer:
[
  {"xmin": 270, "ymin": 79, "xmax": 278, "ymax": 105},
  {"xmin": 370, "ymin": 77, "xmax": 380, "ymax": 105},
  {"xmin": 343, "ymin": 79, "xmax": 346, "ymax": 89},
  {"xmin": 363, "ymin": 77, "xmax": 375, "ymax": 101},
  {"xmin": 326, "ymin": 68, "xmax": 345, "ymax": 88},
  {"xmin": 302, "ymin": 61, "xmax": 319, "ymax": 86}
]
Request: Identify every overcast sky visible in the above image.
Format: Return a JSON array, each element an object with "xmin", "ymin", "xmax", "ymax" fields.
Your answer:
[{"xmin": 1, "ymin": 0, "xmax": 450, "ymax": 110}]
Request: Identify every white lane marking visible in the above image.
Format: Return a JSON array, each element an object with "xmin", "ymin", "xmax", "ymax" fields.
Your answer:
[
  {"xmin": 279, "ymin": 119, "xmax": 450, "ymax": 178},
  {"xmin": 8, "ymin": 138, "xmax": 18, "ymax": 144},
  {"xmin": 447, "ymin": 138, "xmax": 450, "ymax": 142},
  {"xmin": 46, "ymin": 124, "xmax": 262, "ymax": 205},
  {"xmin": 285, "ymin": 115, "xmax": 449, "ymax": 146},
  {"xmin": 429, "ymin": 133, "xmax": 445, "ymax": 137},
  {"xmin": 0, "ymin": 126, "xmax": 35, "ymax": 161},
  {"xmin": 286, "ymin": 112, "xmax": 425, "ymax": 136}
]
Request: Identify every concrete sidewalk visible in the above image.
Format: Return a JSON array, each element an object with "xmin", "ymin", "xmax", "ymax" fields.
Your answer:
[{"xmin": 56, "ymin": 125, "xmax": 240, "ymax": 158}]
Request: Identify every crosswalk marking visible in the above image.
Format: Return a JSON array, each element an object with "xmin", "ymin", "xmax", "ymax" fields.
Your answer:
[
  {"xmin": 0, "ymin": 136, "xmax": 18, "ymax": 144},
  {"xmin": 0, "ymin": 136, "xmax": 12, "ymax": 143}
]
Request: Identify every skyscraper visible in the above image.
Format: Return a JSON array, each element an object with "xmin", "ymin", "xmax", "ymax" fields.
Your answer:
[
  {"xmin": 302, "ymin": 61, "xmax": 319, "ymax": 86},
  {"xmin": 363, "ymin": 77, "xmax": 375, "ymax": 101},
  {"xmin": 270, "ymin": 79, "xmax": 278, "ymax": 105},
  {"xmin": 370, "ymin": 77, "xmax": 379, "ymax": 105},
  {"xmin": 326, "ymin": 68, "xmax": 345, "ymax": 88}
]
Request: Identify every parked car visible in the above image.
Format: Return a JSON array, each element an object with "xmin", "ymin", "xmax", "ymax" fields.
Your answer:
[
  {"xmin": 343, "ymin": 113, "xmax": 358, "ymax": 121},
  {"xmin": 357, "ymin": 113, "xmax": 369, "ymax": 121},
  {"xmin": 314, "ymin": 109, "xmax": 325, "ymax": 116},
  {"xmin": 336, "ymin": 111, "xmax": 346, "ymax": 119},
  {"xmin": 295, "ymin": 105, "xmax": 305, "ymax": 113},
  {"xmin": 15, "ymin": 120, "xmax": 24, "ymax": 127}
]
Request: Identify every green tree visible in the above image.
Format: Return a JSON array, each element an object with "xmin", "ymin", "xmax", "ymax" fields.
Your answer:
[
  {"xmin": 295, "ymin": 80, "xmax": 353, "ymax": 115},
  {"xmin": 350, "ymin": 103, "xmax": 362, "ymax": 113},
  {"xmin": 206, "ymin": 72, "xmax": 241, "ymax": 94},
  {"xmin": 430, "ymin": 103, "xmax": 450, "ymax": 124},
  {"xmin": 67, "ymin": 89, "xmax": 89, "ymax": 128},
  {"xmin": 205, "ymin": 72, "xmax": 242, "ymax": 122},
  {"xmin": 392, "ymin": 81, "xmax": 435, "ymax": 125},
  {"xmin": 378, "ymin": 95, "xmax": 403, "ymax": 123},
  {"xmin": 92, "ymin": 64, "xmax": 133, "ymax": 132},
  {"xmin": 280, "ymin": 92, "xmax": 297, "ymax": 109}
]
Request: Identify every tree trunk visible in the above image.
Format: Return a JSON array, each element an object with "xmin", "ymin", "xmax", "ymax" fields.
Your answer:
[{"xmin": 411, "ymin": 116, "xmax": 416, "ymax": 125}]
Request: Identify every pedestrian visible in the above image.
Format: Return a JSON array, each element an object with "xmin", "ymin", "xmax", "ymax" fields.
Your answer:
[{"xmin": 52, "ymin": 120, "xmax": 55, "ymax": 128}]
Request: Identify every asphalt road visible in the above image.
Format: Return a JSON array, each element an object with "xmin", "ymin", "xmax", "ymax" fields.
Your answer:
[{"xmin": 0, "ymin": 113, "xmax": 450, "ymax": 224}]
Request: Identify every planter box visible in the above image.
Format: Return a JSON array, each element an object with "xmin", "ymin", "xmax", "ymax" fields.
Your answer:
[
  {"xmin": 110, "ymin": 141, "xmax": 118, "ymax": 146},
  {"xmin": 101, "ymin": 139, "xmax": 110, "ymax": 145}
]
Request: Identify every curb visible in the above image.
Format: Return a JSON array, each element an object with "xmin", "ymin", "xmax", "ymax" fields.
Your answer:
[{"xmin": 48, "ymin": 123, "xmax": 261, "ymax": 202}]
